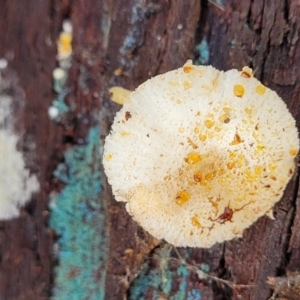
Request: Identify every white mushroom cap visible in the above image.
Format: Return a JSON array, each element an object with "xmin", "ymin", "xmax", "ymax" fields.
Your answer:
[{"xmin": 103, "ymin": 61, "xmax": 299, "ymax": 248}]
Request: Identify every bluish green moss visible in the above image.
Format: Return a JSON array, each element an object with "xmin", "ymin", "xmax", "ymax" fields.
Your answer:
[
  {"xmin": 50, "ymin": 127, "xmax": 108, "ymax": 300},
  {"xmin": 194, "ymin": 39, "xmax": 210, "ymax": 65},
  {"xmin": 188, "ymin": 289, "xmax": 202, "ymax": 300},
  {"xmin": 128, "ymin": 245, "xmax": 169, "ymax": 300},
  {"xmin": 128, "ymin": 245, "xmax": 202, "ymax": 300},
  {"xmin": 200, "ymin": 263, "xmax": 210, "ymax": 274},
  {"xmin": 51, "ymin": 88, "xmax": 71, "ymax": 117},
  {"xmin": 170, "ymin": 264, "xmax": 189, "ymax": 300}
]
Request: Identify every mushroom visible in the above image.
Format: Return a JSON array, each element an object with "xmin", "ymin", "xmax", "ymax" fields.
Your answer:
[{"xmin": 103, "ymin": 61, "xmax": 299, "ymax": 248}]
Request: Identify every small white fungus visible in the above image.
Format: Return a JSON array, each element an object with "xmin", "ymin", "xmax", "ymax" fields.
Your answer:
[
  {"xmin": 62, "ymin": 19, "xmax": 73, "ymax": 34},
  {"xmin": 48, "ymin": 106, "xmax": 60, "ymax": 119},
  {"xmin": 103, "ymin": 61, "xmax": 299, "ymax": 248},
  {"xmin": 0, "ymin": 58, "xmax": 8, "ymax": 70},
  {"xmin": 52, "ymin": 67, "xmax": 66, "ymax": 80}
]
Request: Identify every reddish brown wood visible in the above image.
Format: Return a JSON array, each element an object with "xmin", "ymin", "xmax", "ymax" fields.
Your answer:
[{"xmin": 0, "ymin": 0, "xmax": 59, "ymax": 299}]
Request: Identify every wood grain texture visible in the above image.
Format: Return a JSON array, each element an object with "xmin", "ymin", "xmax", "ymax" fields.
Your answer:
[
  {"xmin": 0, "ymin": 0, "xmax": 299, "ymax": 299},
  {"xmin": 0, "ymin": 0, "xmax": 58, "ymax": 299}
]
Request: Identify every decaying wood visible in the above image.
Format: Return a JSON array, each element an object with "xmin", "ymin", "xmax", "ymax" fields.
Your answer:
[
  {"xmin": 268, "ymin": 272, "xmax": 300, "ymax": 300},
  {"xmin": 0, "ymin": 1, "xmax": 58, "ymax": 299},
  {"xmin": 0, "ymin": 0, "xmax": 299, "ymax": 299}
]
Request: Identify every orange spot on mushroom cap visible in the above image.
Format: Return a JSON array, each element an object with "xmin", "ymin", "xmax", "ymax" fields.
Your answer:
[
  {"xmin": 193, "ymin": 172, "xmax": 203, "ymax": 182},
  {"xmin": 183, "ymin": 66, "xmax": 193, "ymax": 73},
  {"xmin": 241, "ymin": 66, "xmax": 253, "ymax": 78},
  {"xmin": 227, "ymin": 162, "xmax": 235, "ymax": 170}
]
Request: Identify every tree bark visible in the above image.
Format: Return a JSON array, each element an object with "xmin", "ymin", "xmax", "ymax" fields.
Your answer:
[{"xmin": 0, "ymin": 0, "xmax": 299, "ymax": 299}]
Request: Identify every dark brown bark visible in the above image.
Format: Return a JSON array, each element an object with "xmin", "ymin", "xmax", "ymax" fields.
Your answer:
[
  {"xmin": 0, "ymin": 1, "xmax": 58, "ymax": 299},
  {"xmin": 0, "ymin": 0, "xmax": 299, "ymax": 299}
]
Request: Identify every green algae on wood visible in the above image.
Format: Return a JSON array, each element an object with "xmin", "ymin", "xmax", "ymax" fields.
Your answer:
[
  {"xmin": 194, "ymin": 39, "xmax": 210, "ymax": 65},
  {"xmin": 128, "ymin": 244, "xmax": 203, "ymax": 300},
  {"xmin": 49, "ymin": 127, "xmax": 108, "ymax": 300}
]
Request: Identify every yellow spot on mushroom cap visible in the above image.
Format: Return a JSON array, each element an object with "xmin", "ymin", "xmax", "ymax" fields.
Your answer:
[
  {"xmin": 204, "ymin": 119, "xmax": 214, "ymax": 128},
  {"xmin": 194, "ymin": 127, "xmax": 200, "ymax": 134},
  {"xmin": 214, "ymin": 126, "xmax": 221, "ymax": 132},
  {"xmin": 256, "ymin": 84, "xmax": 266, "ymax": 95},
  {"xmin": 199, "ymin": 133, "xmax": 207, "ymax": 141},
  {"xmin": 256, "ymin": 144, "xmax": 265, "ymax": 151},
  {"xmin": 255, "ymin": 166, "xmax": 263, "ymax": 175},
  {"xmin": 191, "ymin": 215, "xmax": 202, "ymax": 228},
  {"xmin": 290, "ymin": 149, "xmax": 298, "ymax": 156},
  {"xmin": 105, "ymin": 154, "xmax": 112, "ymax": 161},
  {"xmin": 234, "ymin": 84, "xmax": 245, "ymax": 97},
  {"xmin": 245, "ymin": 107, "xmax": 252, "ymax": 114},
  {"xmin": 103, "ymin": 60, "xmax": 299, "ymax": 248},
  {"xmin": 176, "ymin": 190, "xmax": 190, "ymax": 205},
  {"xmin": 205, "ymin": 172, "xmax": 215, "ymax": 181},
  {"xmin": 184, "ymin": 80, "xmax": 192, "ymax": 89},
  {"xmin": 253, "ymin": 130, "xmax": 259, "ymax": 138},
  {"xmin": 185, "ymin": 152, "xmax": 203, "ymax": 165},
  {"xmin": 227, "ymin": 162, "xmax": 235, "ymax": 170}
]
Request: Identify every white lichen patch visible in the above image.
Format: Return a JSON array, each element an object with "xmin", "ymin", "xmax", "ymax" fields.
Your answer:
[
  {"xmin": 103, "ymin": 61, "xmax": 299, "ymax": 248},
  {"xmin": 0, "ymin": 76, "xmax": 39, "ymax": 220},
  {"xmin": 0, "ymin": 131, "xmax": 39, "ymax": 219}
]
